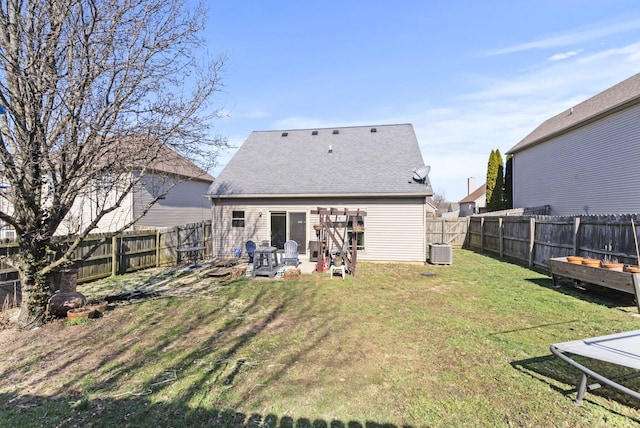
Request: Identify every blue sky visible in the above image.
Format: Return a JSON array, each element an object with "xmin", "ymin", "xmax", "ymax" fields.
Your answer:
[{"xmin": 202, "ymin": 1, "xmax": 640, "ymax": 201}]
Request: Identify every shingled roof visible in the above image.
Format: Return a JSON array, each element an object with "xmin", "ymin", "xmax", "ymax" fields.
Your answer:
[
  {"xmin": 207, "ymin": 124, "xmax": 432, "ymax": 198},
  {"xmin": 508, "ymin": 72, "xmax": 640, "ymax": 154},
  {"xmin": 459, "ymin": 183, "xmax": 486, "ymax": 204}
]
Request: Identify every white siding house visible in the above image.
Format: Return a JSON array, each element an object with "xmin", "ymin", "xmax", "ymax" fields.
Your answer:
[
  {"xmin": 58, "ymin": 146, "xmax": 213, "ymax": 234},
  {"xmin": 206, "ymin": 124, "xmax": 434, "ymax": 263},
  {"xmin": 507, "ymin": 72, "xmax": 640, "ymax": 216}
]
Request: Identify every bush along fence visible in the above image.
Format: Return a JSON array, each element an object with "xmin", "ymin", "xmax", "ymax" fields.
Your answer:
[
  {"xmin": 467, "ymin": 213, "xmax": 640, "ymax": 270},
  {"xmin": 0, "ymin": 220, "xmax": 212, "ymax": 288}
]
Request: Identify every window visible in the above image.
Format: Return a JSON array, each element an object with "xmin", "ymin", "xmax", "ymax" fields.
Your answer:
[
  {"xmin": 232, "ymin": 210, "xmax": 245, "ymax": 228},
  {"xmin": 93, "ymin": 174, "xmax": 114, "ymax": 194}
]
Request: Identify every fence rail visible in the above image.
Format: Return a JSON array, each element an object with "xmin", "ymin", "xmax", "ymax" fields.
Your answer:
[
  {"xmin": 425, "ymin": 218, "xmax": 469, "ymax": 248},
  {"xmin": 0, "ymin": 220, "xmax": 212, "ymax": 286},
  {"xmin": 4, "ymin": 214, "xmax": 636, "ymax": 290},
  {"xmin": 466, "ymin": 213, "xmax": 640, "ymax": 270}
]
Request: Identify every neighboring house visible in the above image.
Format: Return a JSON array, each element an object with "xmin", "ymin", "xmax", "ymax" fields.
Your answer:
[
  {"xmin": 459, "ymin": 178, "xmax": 486, "ymax": 216},
  {"xmin": 59, "ymin": 144, "xmax": 214, "ymax": 234},
  {"xmin": 440, "ymin": 203, "xmax": 461, "ymax": 219},
  {"xmin": 507, "ymin": 72, "xmax": 640, "ymax": 216},
  {"xmin": 206, "ymin": 124, "xmax": 434, "ymax": 263},
  {"xmin": 0, "ymin": 175, "xmax": 14, "ymax": 239}
]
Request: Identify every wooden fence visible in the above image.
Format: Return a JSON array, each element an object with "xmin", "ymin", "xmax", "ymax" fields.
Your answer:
[
  {"xmin": 425, "ymin": 218, "xmax": 469, "ymax": 248},
  {"xmin": 467, "ymin": 213, "xmax": 640, "ymax": 270},
  {"xmin": 5, "ymin": 213, "xmax": 637, "ymax": 289},
  {"xmin": 0, "ymin": 220, "xmax": 212, "ymax": 286}
]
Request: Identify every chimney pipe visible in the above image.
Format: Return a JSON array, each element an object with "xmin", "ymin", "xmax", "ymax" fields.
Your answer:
[{"xmin": 468, "ymin": 177, "xmax": 476, "ymax": 196}]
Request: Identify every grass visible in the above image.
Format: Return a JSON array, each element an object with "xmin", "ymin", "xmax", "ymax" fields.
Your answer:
[{"xmin": 1, "ymin": 249, "xmax": 640, "ymax": 427}]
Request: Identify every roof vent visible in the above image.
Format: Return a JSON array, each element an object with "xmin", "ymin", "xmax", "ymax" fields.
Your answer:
[
  {"xmin": 312, "ymin": 130, "xmax": 318, "ymax": 136},
  {"xmin": 370, "ymin": 127, "xmax": 377, "ymax": 133},
  {"xmin": 328, "ymin": 145, "xmax": 333, "ymax": 153},
  {"xmin": 282, "ymin": 132, "xmax": 288, "ymax": 137},
  {"xmin": 332, "ymin": 129, "xmax": 339, "ymax": 135}
]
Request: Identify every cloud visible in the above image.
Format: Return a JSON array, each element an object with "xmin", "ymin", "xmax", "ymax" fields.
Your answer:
[
  {"xmin": 368, "ymin": 41, "xmax": 640, "ymax": 200},
  {"xmin": 548, "ymin": 50, "xmax": 582, "ymax": 62},
  {"xmin": 466, "ymin": 42, "xmax": 640, "ymax": 103},
  {"xmin": 484, "ymin": 17, "xmax": 640, "ymax": 56},
  {"xmin": 214, "ymin": 39, "xmax": 640, "ymax": 200}
]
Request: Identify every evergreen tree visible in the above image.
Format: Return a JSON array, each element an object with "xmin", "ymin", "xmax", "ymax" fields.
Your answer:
[
  {"xmin": 504, "ymin": 154, "xmax": 513, "ymax": 210},
  {"xmin": 492, "ymin": 164, "xmax": 504, "ymax": 210},
  {"xmin": 486, "ymin": 150, "xmax": 497, "ymax": 211},
  {"xmin": 486, "ymin": 149, "xmax": 505, "ymax": 212}
]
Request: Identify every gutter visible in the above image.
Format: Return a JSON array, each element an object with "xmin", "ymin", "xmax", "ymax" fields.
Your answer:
[{"xmin": 205, "ymin": 192, "xmax": 433, "ymax": 199}]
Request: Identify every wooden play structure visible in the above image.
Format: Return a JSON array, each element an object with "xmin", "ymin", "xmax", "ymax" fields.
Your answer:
[{"xmin": 311, "ymin": 207, "xmax": 367, "ymax": 277}]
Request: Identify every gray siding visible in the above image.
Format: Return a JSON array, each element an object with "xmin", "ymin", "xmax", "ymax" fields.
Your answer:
[
  {"xmin": 513, "ymin": 103, "xmax": 640, "ymax": 215},
  {"xmin": 211, "ymin": 197, "xmax": 427, "ymax": 262},
  {"xmin": 134, "ymin": 176, "xmax": 212, "ymax": 229}
]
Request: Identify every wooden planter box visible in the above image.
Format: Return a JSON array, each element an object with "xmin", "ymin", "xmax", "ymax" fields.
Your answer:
[{"xmin": 550, "ymin": 257, "xmax": 640, "ymax": 312}]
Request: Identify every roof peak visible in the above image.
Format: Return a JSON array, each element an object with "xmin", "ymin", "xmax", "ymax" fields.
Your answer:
[{"xmin": 253, "ymin": 123, "xmax": 413, "ymax": 134}]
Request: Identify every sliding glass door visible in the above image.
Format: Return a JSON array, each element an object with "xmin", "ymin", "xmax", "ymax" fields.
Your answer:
[{"xmin": 270, "ymin": 211, "xmax": 307, "ymax": 252}]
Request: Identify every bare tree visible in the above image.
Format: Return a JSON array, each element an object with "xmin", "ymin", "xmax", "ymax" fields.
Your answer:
[
  {"xmin": 0, "ymin": 0, "xmax": 227, "ymax": 327},
  {"xmin": 431, "ymin": 188, "xmax": 449, "ymax": 215}
]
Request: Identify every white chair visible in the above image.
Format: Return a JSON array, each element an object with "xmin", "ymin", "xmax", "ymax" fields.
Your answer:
[
  {"xmin": 280, "ymin": 240, "xmax": 300, "ymax": 267},
  {"xmin": 330, "ymin": 264, "xmax": 346, "ymax": 279}
]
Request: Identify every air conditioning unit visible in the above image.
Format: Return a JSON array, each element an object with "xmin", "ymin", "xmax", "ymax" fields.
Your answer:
[{"xmin": 429, "ymin": 243, "xmax": 452, "ymax": 265}]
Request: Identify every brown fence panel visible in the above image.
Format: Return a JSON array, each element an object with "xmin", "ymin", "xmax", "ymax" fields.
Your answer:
[
  {"xmin": 0, "ymin": 220, "xmax": 212, "ymax": 285},
  {"xmin": 118, "ymin": 231, "xmax": 158, "ymax": 274},
  {"xmin": 578, "ymin": 214, "xmax": 638, "ymax": 265},
  {"xmin": 481, "ymin": 217, "xmax": 501, "ymax": 256},
  {"xmin": 159, "ymin": 228, "xmax": 178, "ymax": 266},
  {"xmin": 73, "ymin": 235, "xmax": 113, "ymax": 283},
  {"xmin": 0, "ymin": 241, "xmax": 19, "ymax": 283},
  {"xmin": 468, "ymin": 217, "xmax": 483, "ymax": 250},
  {"xmin": 467, "ymin": 213, "xmax": 640, "ymax": 271},
  {"xmin": 502, "ymin": 217, "xmax": 531, "ymax": 264},
  {"xmin": 425, "ymin": 218, "xmax": 469, "ymax": 248},
  {"xmin": 531, "ymin": 217, "xmax": 575, "ymax": 269}
]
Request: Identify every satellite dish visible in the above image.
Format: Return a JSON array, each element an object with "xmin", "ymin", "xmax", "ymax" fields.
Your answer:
[{"xmin": 412, "ymin": 166, "xmax": 430, "ymax": 183}]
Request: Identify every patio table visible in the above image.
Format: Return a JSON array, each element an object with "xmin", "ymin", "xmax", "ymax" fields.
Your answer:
[
  {"xmin": 177, "ymin": 246, "xmax": 206, "ymax": 268},
  {"xmin": 252, "ymin": 246, "xmax": 279, "ymax": 278}
]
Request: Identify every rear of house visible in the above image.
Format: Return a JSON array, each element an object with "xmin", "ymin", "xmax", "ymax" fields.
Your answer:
[{"xmin": 207, "ymin": 124, "xmax": 434, "ymax": 263}]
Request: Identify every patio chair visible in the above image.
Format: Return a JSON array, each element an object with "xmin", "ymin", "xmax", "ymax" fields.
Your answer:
[
  {"xmin": 245, "ymin": 240, "xmax": 256, "ymax": 263},
  {"xmin": 280, "ymin": 240, "xmax": 300, "ymax": 267}
]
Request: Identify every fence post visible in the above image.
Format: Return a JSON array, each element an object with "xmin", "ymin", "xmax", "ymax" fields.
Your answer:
[
  {"xmin": 573, "ymin": 217, "xmax": 581, "ymax": 255},
  {"xmin": 499, "ymin": 218, "xmax": 504, "ymax": 259},
  {"xmin": 156, "ymin": 229, "xmax": 161, "ymax": 268},
  {"xmin": 465, "ymin": 217, "xmax": 470, "ymax": 248},
  {"xmin": 111, "ymin": 235, "xmax": 118, "ymax": 276},
  {"xmin": 528, "ymin": 217, "xmax": 535, "ymax": 267},
  {"xmin": 480, "ymin": 217, "xmax": 485, "ymax": 253},
  {"xmin": 441, "ymin": 218, "xmax": 445, "ymax": 243},
  {"xmin": 175, "ymin": 225, "xmax": 181, "ymax": 264}
]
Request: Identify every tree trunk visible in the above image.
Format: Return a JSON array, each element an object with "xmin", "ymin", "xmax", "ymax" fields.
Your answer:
[{"xmin": 17, "ymin": 269, "xmax": 50, "ymax": 329}]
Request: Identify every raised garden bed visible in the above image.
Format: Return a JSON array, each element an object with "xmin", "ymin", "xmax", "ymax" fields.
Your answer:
[{"xmin": 550, "ymin": 257, "xmax": 640, "ymax": 312}]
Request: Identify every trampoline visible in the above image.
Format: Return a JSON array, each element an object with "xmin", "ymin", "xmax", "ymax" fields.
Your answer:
[{"xmin": 550, "ymin": 329, "xmax": 640, "ymax": 404}]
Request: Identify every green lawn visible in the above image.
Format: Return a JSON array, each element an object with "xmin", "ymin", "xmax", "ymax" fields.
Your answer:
[{"xmin": 1, "ymin": 250, "xmax": 639, "ymax": 427}]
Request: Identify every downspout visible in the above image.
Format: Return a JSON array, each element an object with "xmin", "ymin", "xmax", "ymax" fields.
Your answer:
[
  {"xmin": 210, "ymin": 197, "xmax": 218, "ymax": 258},
  {"xmin": 424, "ymin": 196, "xmax": 428, "ymax": 262}
]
